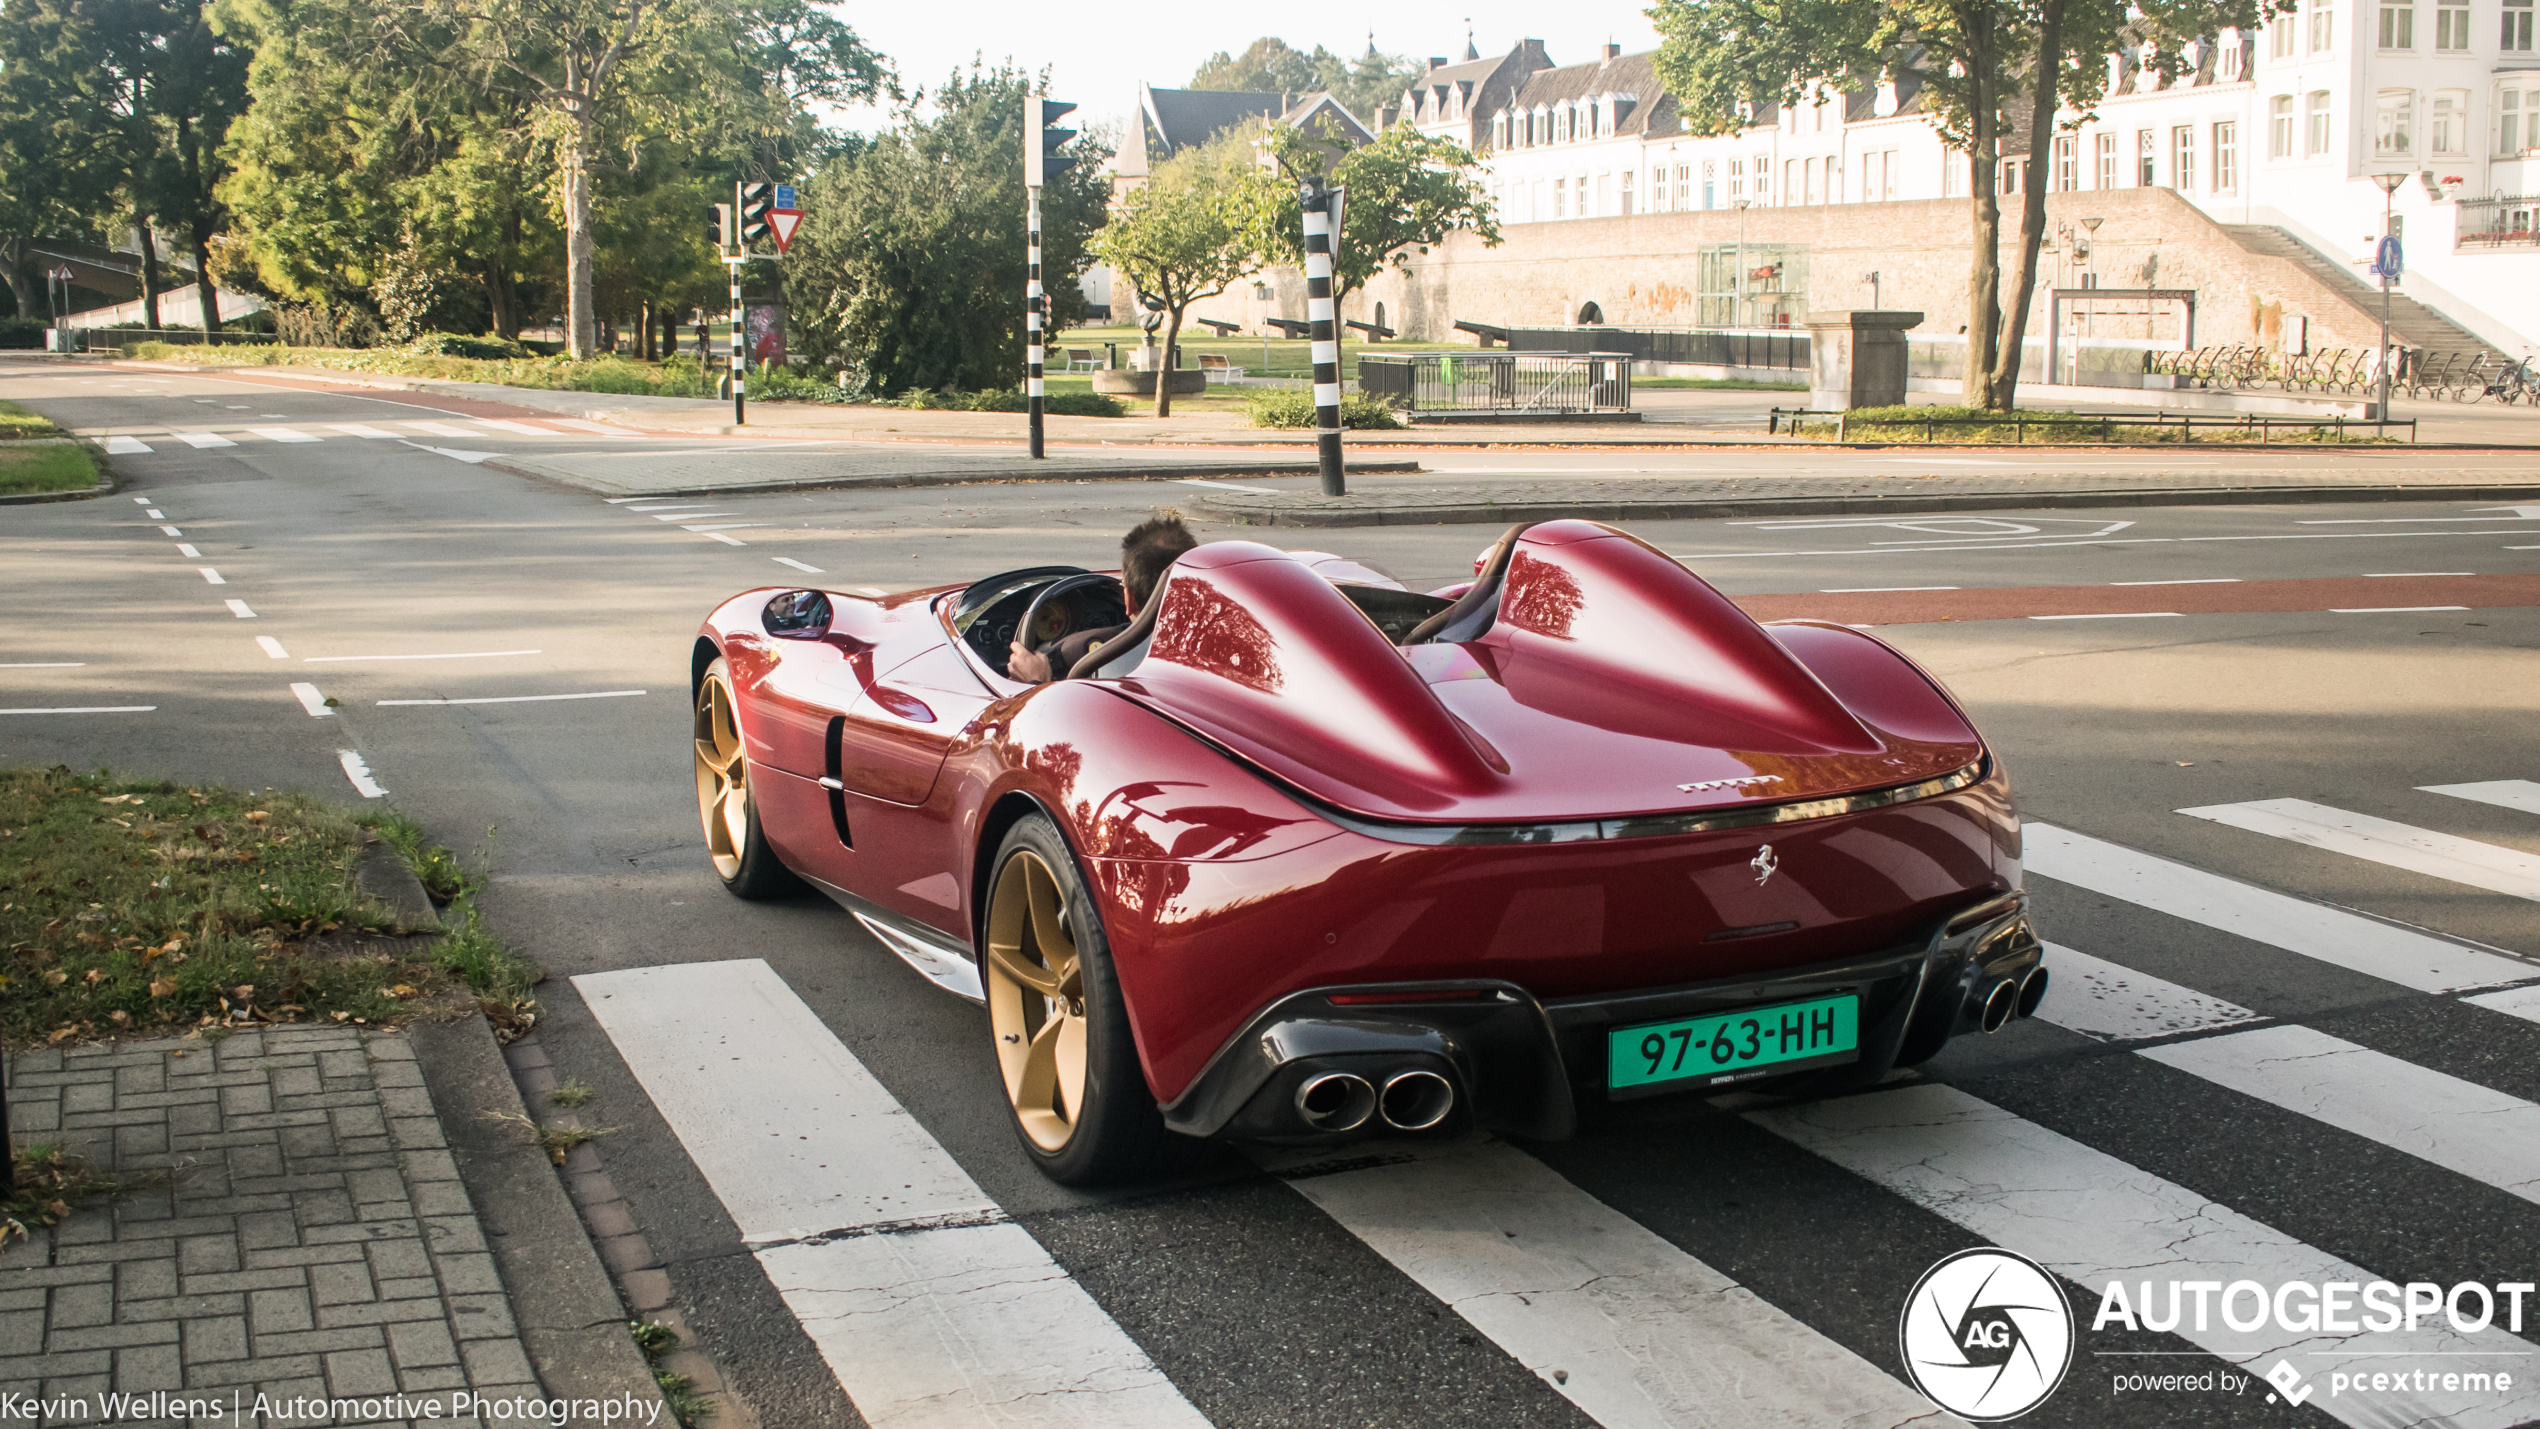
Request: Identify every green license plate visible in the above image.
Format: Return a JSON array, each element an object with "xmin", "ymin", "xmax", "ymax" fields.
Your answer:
[{"xmin": 1608, "ymin": 993, "xmax": 1861, "ymax": 1092}]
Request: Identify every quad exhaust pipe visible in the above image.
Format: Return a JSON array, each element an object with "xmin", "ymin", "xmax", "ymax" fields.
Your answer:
[
  {"xmin": 1379, "ymin": 1070, "xmax": 1455, "ymax": 1131},
  {"xmin": 1292, "ymin": 1067, "xmax": 1459, "ymax": 1134},
  {"xmin": 1295, "ymin": 1072, "xmax": 1376, "ymax": 1132}
]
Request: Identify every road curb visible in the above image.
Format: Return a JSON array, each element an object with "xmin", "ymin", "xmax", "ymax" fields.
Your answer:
[
  {"xmin": 480, "ymin": 455, "xmax": 1424, "ymax": 498},
  {"xmin": 1191, "ymin": 480, "xmax": 2540, "ymax": 527},
  {"xmin": 411, "ymin": 1012, "xmax": 671, "ymax": 1426}
]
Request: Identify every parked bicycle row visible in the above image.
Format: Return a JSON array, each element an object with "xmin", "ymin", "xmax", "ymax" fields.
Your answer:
[{"xmin": 2142, "ymin": 345, "xmax": 2535, "ymax": 403}]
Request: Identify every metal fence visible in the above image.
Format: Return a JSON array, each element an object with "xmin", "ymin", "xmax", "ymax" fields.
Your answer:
[
  {"xmin": 82, "ymin": 327, "xmax": 280, "ymax": 351},
  {"xmin": 1357, "ymin": 352, "xmax": 1634, "ymax": 414},
  {"xmin": 1491, "ymin": 326, "xmax": 1810, "ymax": 372},
  {"xmin": 2456, "ymin": 196, "xmax": 2537, "ymax": 250}
]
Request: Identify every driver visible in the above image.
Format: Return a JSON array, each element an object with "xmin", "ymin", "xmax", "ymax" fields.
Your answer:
[{"xmin": 1008, "ymin": 514, "xmax": 1198, "ymax": 683}]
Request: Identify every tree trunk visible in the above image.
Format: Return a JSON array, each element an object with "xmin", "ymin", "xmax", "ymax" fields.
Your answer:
[
  {"xmin": 1, "ymin": 239, "xmax": 39, "ymax": 320},
  {"xmin": 136, "ymin": 221, "xmax": 163, "ymax": 330},
  {"xmin": 1990, "ymin": 0, "xmax": 2066, "ymax": 409},
  {"xmin": 1155, "ymin": 307, "xmax": 1183, "ymax": 417},
  {"xmin": 562, "ymin": 124, "xmax": 595, "ymax": 358},
  {"xmin": 1963, "ymin": 66, "xmax": 2003, "ymax": 410},
  {"xmin": 481, "ymin": 257, "xmax": 518, "ymax": 340},
  {"xmin": 188, "ymin": 214, "xmax": 220, "ymax": 333}
]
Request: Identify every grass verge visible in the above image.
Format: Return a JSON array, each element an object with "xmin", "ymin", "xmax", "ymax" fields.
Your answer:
[
  {"xmin": 0, "ymin": 398, "xmax": 64, "ymax": 440},
  {"xmin": 0, "ymin": 441, "xmax": 104, "ymax": 496},
  {"xmin": 0, "ymin": 766, "xmax": 541, "ymax": 1045}
]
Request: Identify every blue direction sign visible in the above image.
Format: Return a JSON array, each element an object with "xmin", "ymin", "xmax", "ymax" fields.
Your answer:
[
  {"xmin": 774, "ymin": 184, "xmax": 797, "ymax": 210},
  {"xmin": 2373, "ymin": 235, "xmax": 2404, "ymax": 280}
]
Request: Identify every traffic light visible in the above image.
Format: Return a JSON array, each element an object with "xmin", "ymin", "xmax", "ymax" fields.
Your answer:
[
  {"xmin": 1025, "ymin": 97, "xmax": 1076, "ymax": 186},
  {"xmin": 708, "ymin": 203, "xmax": 735, "ymax": 252},
  {"xmin": 738, "ymin": 182, "xmax": 774, "ymax": 245}
]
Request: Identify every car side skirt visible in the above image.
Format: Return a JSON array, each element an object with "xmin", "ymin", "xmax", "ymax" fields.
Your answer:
[{"xmin": 804, "ymin": 873, "xmax": 984, "ymax": 1003}]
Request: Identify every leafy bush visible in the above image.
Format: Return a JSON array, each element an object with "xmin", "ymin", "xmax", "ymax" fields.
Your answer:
[
  {"xmin": 0, "ymin": 318, "xmax": 48, "ymax": 350},
  {"xmin": 877, "ymin": 386, "xmax": 1123, "ymax": 417},
  {"xmin": 1245, "ymin": 387, "xmax": 1403, "ymax": 430},
  {"xmin": 409, "ymin": 332, "xmax": 526, "ymax": 360}
]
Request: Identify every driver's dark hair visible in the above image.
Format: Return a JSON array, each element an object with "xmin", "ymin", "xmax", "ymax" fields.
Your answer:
[{"xmin": 1122, "ymin": 514, "xmax": 1198, "ymax": 608}]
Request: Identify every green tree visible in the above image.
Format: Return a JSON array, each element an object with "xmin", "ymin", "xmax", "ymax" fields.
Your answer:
[
  {"xmin": 123, "ymin": 0, "xmax": 252, "ymax": 331},
  {"xmin": 1652, "ymin": 0, "xmax": 2263, "ymax": 407},
  {"xmin": 1095, "ymin": 144, "xmax": 1278, "ymax": 416},
  {"xmin": 0, "ymin": 0, "xmax": 128, "ymax": 318},
  {"xmin": 1188, "ymin": 36, "xmax": 1421, "ymax": 124},
  {"xmin": 1253, "ymin": 117, "xmax": 1500, "ymax": 312},
  {"xmin": 787, "ymin": 65, "xmax": 1109, "ymax": 395}
]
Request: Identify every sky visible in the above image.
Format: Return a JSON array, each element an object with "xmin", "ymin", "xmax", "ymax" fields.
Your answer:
[{"xmin": 825, "ymin": 3, "xmax": 1668, "ymax": 139}]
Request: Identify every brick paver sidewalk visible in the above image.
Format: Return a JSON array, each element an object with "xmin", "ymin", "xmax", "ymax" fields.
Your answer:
[{"xmin": 3, "ymin": 1028, "xmax": 550, "ymax": 1426}]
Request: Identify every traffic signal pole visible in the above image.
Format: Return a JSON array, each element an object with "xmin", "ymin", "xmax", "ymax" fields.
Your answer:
[
  {"xmin": 1026, "ymin": 184, "xmax": 1044, "ymax": 458},
  {"xmin": 1300, "ymin": 177, "xmax": 1346, "ymax": 495},
  {"xmin": 730, "ymin": 254, "xmax": 746, "ymax": 427}
]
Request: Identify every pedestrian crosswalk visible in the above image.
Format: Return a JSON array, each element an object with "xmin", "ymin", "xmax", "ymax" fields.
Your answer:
[
  {"xmin": 577, "ymin": 779, "xmax": 2540, "ymax": 1429},
  {"xmin": 87, "ymin": 416, "xmax": 626, "ymax": 453}
]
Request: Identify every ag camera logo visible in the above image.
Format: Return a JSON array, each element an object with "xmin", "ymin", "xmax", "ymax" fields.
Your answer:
[{"xmin": 1900, "ymin": 1248, "xmax": 2076, "ymax": 1420}]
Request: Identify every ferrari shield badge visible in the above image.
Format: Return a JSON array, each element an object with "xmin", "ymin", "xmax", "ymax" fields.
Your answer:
[{"xmin": 1750, "ymin": 844, "xmax": 1779, "ymax": 886}]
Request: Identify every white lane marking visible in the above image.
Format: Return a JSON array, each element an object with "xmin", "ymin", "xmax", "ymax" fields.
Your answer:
[
  {"xmin": 2034, "ymin": 943, "xmax": 2264, "ymax": 1043},
  {"xmin": 1751, "ymin": 1084, "xmax": 2540, "ymax": 1429},
  {"xmin": 289, "ymin": 683, "xmax": 332, "ymax": 717},
  {"xmin": 2024, "ymin": 823, "xmax": 2528, "ymax": 992},
  {"xmin": 550, "ymin": 418, "xmax": 633, "ymax": 436},
  {"xmin": 303, "ymin": 649, "xmax": 540, "ymax": 663},
  {"xmin": 2177, "ymin": 799, "xmax": 2540, "ymax": 902},
  {"xmin": 2142, "ymin": 1023, "xmax": 2540, "ymax": 1205},
  {"xmin": 327, "ymin": 424, "xmax": 402, "ymax": 439},
  {"xmin": 2304, "ymin": 508, "xmax": 2540, "ymax": 522},
  {"xmin": 171, "ymin": 431, "xmax": 235, "ymax": 448},
  {"xmin": 198, "ymin": 568, "xmax": 225, "ymax": 585},
  {"xmin": 132, "ymin": 496, "xmax": 151, "ymax": 503},
  {"xmin": 2331, "ymin": 605, "xmax": 2472, "ymax": 613},
  {"xmin": 401, "ymin": 421, "xmax": 478, "ymax": 437},
  {"xmin": 652, "ymin": 511, "xmax": 737, "ymax": 521},
  {"xmin": 256, "ymin": 637, "xmax": 289, "ymax": 660},
  {"xmin": 469, "ymin": 418, "xmax": 551, "ymax": 435},
  {"xmin": 575, "ymin": 960, "xmax": 1211, "ymax": 1429},
  {"xmin": 224, "ymin": 599, "xmax": 256, "ymax": 618},
  {"xmin": 2365, "ymin": 571, "xmax": 2473, "ymax": 577},
  {"xmin": 144, "ymin": 509, "xmax": 164, "ymax": 519},
  {"xmin": 400, "ymin": 442, "xmax": 500, "ymax": 464},
  {"xmin": 0, "ymin": 663, "xmax": 84, "ymax": 668},
  {"xmin": 2508, "ymin": 545, "xmax": 2540, "ymax": 551},
  {"xmin": 2110, "ymin": 577, "xmax": 2239, "ymax": 585},
  {"xmin": 223, "ymin": 404, "xmax": 250, "ymax": 410},
  {"xmin": 702, "ymin": 532, "xmax": 748, "ymax": 546},
  {"xmin": 158, "ymin": 525, "xmax": 180, "ymax": 536},
  {"xmin": 2465, "ymin": 984, "xmax": 2540, "ymax": 1026},
  {"xmin": 2423, "ymin": 780, "xmax": 2540, "ymax": 816},
  {"xmin": 682, "ymin": 524, "xmax": 768, "ymax": 533},
  {"xmin": 0, "ymin": 706, "xmax": 155, "ymax": 715},
  {"xmin": 337, "ymin": 750, "xmax": 388, "ymax": 799},
  {"xmin": 176, "ymin": 544, "xmax": 201, "ymax": 558},
  {"xmin": 773, "ymin": 557, "xmax": 824, "ymax": 574},
  {"xmin": 1264, "ymin": 1140, "xmax": 1944, "ymax": 1429},
  {"xmin": 247, "ymin": 426, "xmax": 321, "ymax": 443},
  {"xmin": 375, "ymin": 689, "xmax": 645, "ymax": 706},
  {"xmin": 1820, "ymin": 586, "xmax": 1958, "ymax": 592},
  {"xmin": 100, "ymin": 436, "xmax": 152, "ymax": 454},
  {"xmin": 1175, "ymin": 477, "xmax": 1282, "ymax": 494},
  {"xmin": 2028, "ymin": 611, "xmax": 2182, "ymax": 620}
]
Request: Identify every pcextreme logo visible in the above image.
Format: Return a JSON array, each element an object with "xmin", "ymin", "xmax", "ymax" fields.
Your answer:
[{"xmin": 1899, "ymin": 1248, "xmax": 2077, "ymax": 1421}]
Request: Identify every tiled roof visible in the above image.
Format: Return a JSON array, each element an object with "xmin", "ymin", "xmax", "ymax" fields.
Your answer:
[{"xmin": 1144, "ymin": 88, "xmax": 1287, "ymax": 155}]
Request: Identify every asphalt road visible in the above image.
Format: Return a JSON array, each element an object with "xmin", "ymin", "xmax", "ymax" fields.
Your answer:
[{"xmin": 7, "ymin": 357, "xmax": 2540, "ymax": 1429}]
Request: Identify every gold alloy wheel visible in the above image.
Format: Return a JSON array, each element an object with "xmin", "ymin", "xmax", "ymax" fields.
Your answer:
[
  {"xmin": 694, "ymin": 672, "xmax": 749, "ymax": 880},
  {"xmin": 985, "ymin": 850, "xmax": 1087, "ymax": 1152}
]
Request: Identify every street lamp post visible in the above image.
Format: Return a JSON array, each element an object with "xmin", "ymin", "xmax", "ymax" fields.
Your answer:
[{"xmin": 2370, "ymin": 171, "xmax": 2408, "ymax": 431}]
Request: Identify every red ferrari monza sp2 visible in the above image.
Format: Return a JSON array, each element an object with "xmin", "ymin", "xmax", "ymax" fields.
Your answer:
[{"xmin": 690, "ymin": 520, "xmax": 2044, "ymax": 1184}]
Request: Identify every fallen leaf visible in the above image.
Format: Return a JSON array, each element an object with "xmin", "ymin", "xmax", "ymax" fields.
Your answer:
[
  {"xmin": 43, "ymin": 970, "xmax": 67, "ymax": 987},
  {"xmin": 169, "ymin": 1049, "xmax": 186, "ymax": 1058},
  {"xmin": 47, "ymin": 1028, "xmax": 75, "ymax": 1045},
  {"xmin": 148, "ymin": 978, "xmax": 176, "ymax": 998},
  {"xmin": 231, "ymin": 985, "xmax": 254, "ymax": 1000},
  {"xmin": 245, "ymin": 811, "xmax": 269, "ymax": 822},
  {"xmin": 82, "ymin": 969, "xmax": 103, "ymax": 986},
  {"xmin": 332, "ymin": 1011, "xmax": 350, "ymax": 1022},
  {"xmin": 2175, "ymin": 761, "xmax": 2195, "ymax": 767},
  {"xmin": 108, "ymin": 1010, "xmax": 130, "ymax": 1027}
]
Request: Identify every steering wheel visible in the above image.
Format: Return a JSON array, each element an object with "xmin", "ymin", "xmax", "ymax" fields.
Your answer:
[{"xmin": 1011, "ymin": 573, "xmax": 1122, "ymax": 681}]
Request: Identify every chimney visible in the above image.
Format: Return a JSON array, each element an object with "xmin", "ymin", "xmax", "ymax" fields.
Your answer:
[
  {"xmin": 1428, "ymin": 56, "xmax": 1448, "ymax": 71},
  {"xmin": 1602, "ymin": 42, "xmax": 1621, "ymax": 60}
]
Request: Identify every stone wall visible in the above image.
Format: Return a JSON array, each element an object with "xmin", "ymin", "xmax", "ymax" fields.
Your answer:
[{"xmin": 1191, "ymin": 187, "xmax": 2394, "ymax": 358}]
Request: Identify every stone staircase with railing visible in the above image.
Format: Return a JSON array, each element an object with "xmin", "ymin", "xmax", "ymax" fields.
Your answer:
[{"xmin": 2222, "ymin": 224, "xmax": 2498, "ymax": 358}]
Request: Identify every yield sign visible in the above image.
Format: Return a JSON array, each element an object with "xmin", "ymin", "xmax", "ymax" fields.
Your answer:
[{"xmin": 766, "ymin": 208, "xmax": 805, "ymax": 254}]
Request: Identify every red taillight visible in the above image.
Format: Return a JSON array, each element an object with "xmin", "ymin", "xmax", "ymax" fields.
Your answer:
[{"xmin": 1327, "ymin": 989, "xmax": 1490, "ymax": 1006}]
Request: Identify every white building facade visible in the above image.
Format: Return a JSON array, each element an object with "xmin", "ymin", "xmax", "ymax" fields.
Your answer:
[{"xmin": 1404, "ymin": 20, "xmax": 2540, "ymax": 349}]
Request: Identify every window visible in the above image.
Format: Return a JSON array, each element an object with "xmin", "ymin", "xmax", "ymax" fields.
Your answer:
[
  {"xmin": 2437, "ymin": 0, "xmax": 2470, "ymax": 45},
  {"xmin": 1787, "ymin": 159, "xmax": 1801, "ymax": 204},
  {"xmin": 2215, "ymin": 121, "xmax": 2239, "ymax": 191},
  {"xmin": 2307, "ymin": 90, "xmax": 2333, "ymax": 154},
  {"xmin": 1553, "ymin": 176, "xmax": 1567, "ymax": 219},
  {"xmin": 1814, "ymin": 95, "xmax": 1828, "ymax": 132},
  {"xmin": 1492, "ymin": 114, "xmax": 1508, "ymax": 150},
  {"xmin": 2219, "ymin": 32, "xmax": 2243, "ymax": 76},
  {"xmin": 2509, "ymin": 0, "xmax": 2535, "ymax": 49},
  {"xmin": 1693, "ymin": 164, "xmax": 1707, "ymax": 209},
  {"xmin": 1755, "ymin": 153, "xmax": 1772, "ymax": 201},
  {"xmin": 1581, "ymin": 172, "xmax": 1593, "ymax": 215},
  {"xmin": 2380, "ymin": 2, "xmax": 2415, "ymax": 44},
  {"xmin": 1729, "ymin": 156, "xmax": 1745, "ymax": 199},
  {"xmin": 2271, "ymin": 12, "xmax": 2298, "ymax": 56},
  {"xmin": 2055, "ymin": 135, "xmax": 2078, "ymax": 191},
  {"xmin": 2171, "ymin": 127, "xmax": 2194, "ymax": 189},
  {"xmin": 2431, "ymin": 91, "xmax": 2467, "ymax": 153},
  {"xmin": 2375, "ymin": 89, "xmax": 2414, "ymax": 155},
  {"xmin": 1999, "ymin": 157, "xmax": 2025, "ymax": 194},
  {"xmin": 1826, "ymin": 155, "xmax": 1841, "ymax": 201},
  {"xmin": 1554, "ymin": 107, "xmax": 1570, "ymax": 143},
  {"xmin": 2272, "ymin": 95, "xmax": 2296, "ymax": 155},
  {"xmin": 2310, "ymin": 1, "xmax": 2335, "ymax": 51},
  {"xmin": 2503, "ymin": 86, "xmax": 2537, "ymax": 152},
  {"xmin": 2097, "ymin": 131, "xmax": 2118, "ymax": 186},
  {"xmin": 1944, "ymin": 153, "xmax": 1966, "ymax": 197},
  {"xmin": 2139, "ymin": 129, "xmax": 2157, "ymax": 184}
]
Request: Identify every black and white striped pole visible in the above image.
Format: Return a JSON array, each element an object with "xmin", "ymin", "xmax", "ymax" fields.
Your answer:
[
  {"xmin": 1026, "ymin": 184, "xmax": 1045, "ymax": 458},
  {"xmin": 1300, "ymin": 176, "xmax": 1345, "ymax": 495},
  {"xmin": 728, "ymin": 257, "xmax": 745, "ymax": 426}
]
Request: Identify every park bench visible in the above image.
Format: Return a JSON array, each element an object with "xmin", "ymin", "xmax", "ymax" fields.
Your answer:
[
  {"xmin": 1064, "ymin": 348, "xmax": 1099, "ymax": 372},
  {"xmin": 1197, "ymin": 353, "xmax": 1246, "ymax": 383}
]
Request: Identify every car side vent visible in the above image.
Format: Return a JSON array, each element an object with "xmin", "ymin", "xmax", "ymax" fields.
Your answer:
[{"xmin": 824, "ymin": 716, "xmax": 853, "ymax": 848}]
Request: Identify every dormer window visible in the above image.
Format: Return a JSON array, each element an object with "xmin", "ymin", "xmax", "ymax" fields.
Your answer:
[
  {"xmin": 1493, "ymin": 113, "xmax": 1509, "ymax": 149},
  {"xmin": 1555, "ymin": 106, "xmax": 1570, "ymax": 143}
]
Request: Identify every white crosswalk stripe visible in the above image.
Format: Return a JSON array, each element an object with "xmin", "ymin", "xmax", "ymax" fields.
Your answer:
[
  {"xmin": 1750, "ymin": 1083, "xmax": 2540, "ymax": 1429},
  {"xmin": 328, "ymin": 423, "xmax": 402, "ymax": 439},
  {"xmin": 246, "ymin": 426, "xmax": 322, "ymax": 443},
  {"xmin": 401, "ymin": 420, "xmax": 478, "ymax": 437},
  {"xmin": 2423, "ymin": 780, "xmax": 2540, "ymax": 816},
  {"xmin": 97, "ymin": 435, "xmax": 153, "ymax": 454},
  {"xmin": 2023, "ymin": 822, "xmax": 2528, "ymax": 991},
  {"xmin": 575, "ymin": 960, "xmax": 1210, "ymax": 1429},
  {"xmin": 1262, "ymin": 1142, "xmax": 1944, "ymax": 1429},
  {"xmin": 2178, "ymin": 799, "xmax": 2540, "ymax": 901},
  {"xmin": 2034, "ymin": 942, "xmax": 2263, "ymax": 1042},
  {"xmin": 469, "ymin": 417, "xmax": 554, "ymax": 435},
  {"xmin": 170, "ymin": 430, "xmax": 234, "ymax": 449}
]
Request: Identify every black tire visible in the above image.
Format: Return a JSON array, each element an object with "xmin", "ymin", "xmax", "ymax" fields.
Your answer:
[
  {"xmin": 980, "ymin": 814, "xmax": 1173, "ymax": 1185},
  {"xmin": 694, "ymin": 656, "xmax": 801, "ymax": 899}
]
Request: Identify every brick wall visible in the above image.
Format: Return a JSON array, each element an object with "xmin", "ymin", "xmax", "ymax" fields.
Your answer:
[{"xmin": 1190, "ymin": 187, "xmax": 2392, "ymax": 357}]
